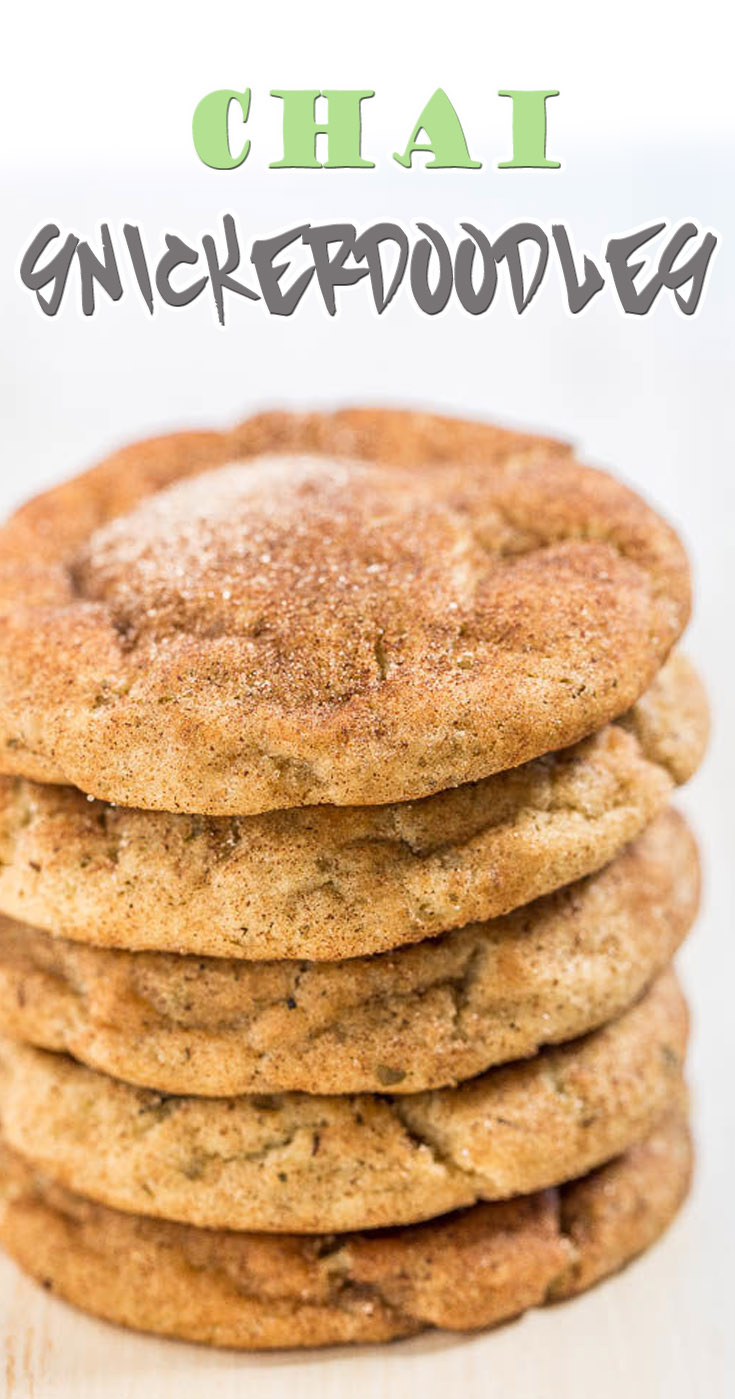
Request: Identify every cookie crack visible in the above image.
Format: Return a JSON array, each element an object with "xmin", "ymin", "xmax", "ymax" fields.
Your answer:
[{"xmin": 385, "ymin": 1099, "xmax": 487, "ymax": 1187}]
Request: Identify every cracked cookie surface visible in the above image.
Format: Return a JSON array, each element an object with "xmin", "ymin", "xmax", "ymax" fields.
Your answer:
[
  {"xmin": 0, "ymin": 970, "xmax": 688, "ymax": 1232},
  {"xmin": 0, "ymin": 652, "xmax": 707, "ymax": 959},
  {"xmin": 0, "ymin": 811, "xmax": 699, "ymax": 1095},
  {"xmin": 0, "ymin": 409, "xmax": 690, "ymax": 814},
  {"xmin": 0, "ymin": 1112, "xmax": 692, "ymax": 1348}
]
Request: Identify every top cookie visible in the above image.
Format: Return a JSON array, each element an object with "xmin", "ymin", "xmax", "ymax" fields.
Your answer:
[{"xmin": 0, "ymin": 410, "xmax": 691, "ymax": 814}]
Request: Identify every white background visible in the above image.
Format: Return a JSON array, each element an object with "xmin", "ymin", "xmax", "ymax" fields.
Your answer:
[{"xmin": 0, "ymin": 3, "xmax": 733, "ymax": 1396}]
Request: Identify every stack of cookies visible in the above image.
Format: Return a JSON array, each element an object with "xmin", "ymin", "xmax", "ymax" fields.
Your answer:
[{"xmin": 0, "ymin": 410, "xmax": 707, "ymax": 1348}]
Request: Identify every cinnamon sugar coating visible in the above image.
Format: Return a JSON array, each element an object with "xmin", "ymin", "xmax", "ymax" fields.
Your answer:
[{"xmin": 0, "ymin": 409, "xmax": 691, "ymax": 814}]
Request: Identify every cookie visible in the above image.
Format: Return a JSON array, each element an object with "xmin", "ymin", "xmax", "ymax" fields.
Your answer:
[
  {"xmin": 0, "ymin": 654, "xmax": 707, "ymax": 960},
  {"xmin": 0, "ymin": 970, "xmax": 687, "ymax": 1232},
  {"xmin": 0, "ymin": 409, "xmax": 690, "ymax": 814},
  {"xmin": 0, "ymin": 811, "xmax": 698, "ymax": 1096},
  {"xmin": 0, "ymin": 1112, "xmax": 692, "ymax": 1348}
]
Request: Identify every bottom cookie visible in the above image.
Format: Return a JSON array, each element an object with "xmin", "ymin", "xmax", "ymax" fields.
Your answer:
[{"xmin": 0, "ymin": 1112, "xmax": 691, "ymax": 1350}]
